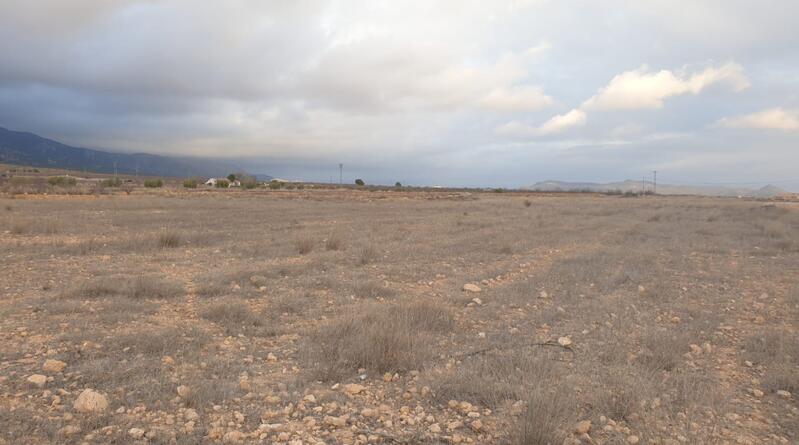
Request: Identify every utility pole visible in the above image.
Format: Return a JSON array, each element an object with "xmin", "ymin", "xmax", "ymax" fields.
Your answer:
[
  {"xmin": 339, "ymin": 163, "xmax": 343, "ymax": 185},
  {"xmin": 653, "ymin": 170, "xmax": 657, "ymax": 194},
  {"xmin": 642, "ymin": 176, "xmax": 646, "ymax": 194}
]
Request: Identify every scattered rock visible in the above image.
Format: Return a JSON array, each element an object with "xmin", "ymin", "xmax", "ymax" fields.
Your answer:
[
  {"xmin": 324, "ymin": 415, "xmax": 348, "ymax": 427},
  {"xmin": 471, "ymin": 297, "xmax": 483, "ymax": 305},
  {"xmin": 539, "ymin": 290, "xmax": 548, "ymax": 299},
  {"xmin": 185, "ymin": 409, "xmax": 199, "ymax": 421},
  {"xmin": 249, "ymin": 275, "xmax": 267, "ymax": 287},
  {"xmin": 470, "ymin": 419, "xmax": 483, "ymax": 432},
  {"xmin": 557, "ymin": 336, "xmax": 573, "ymax": 347},
  {"xmin": 344, "ymin": 383, "xmax": 365, "ymax": 395},
  {"xmin": 575, "ymin": 420, "xmax": 592, "ymax": 434},
  {"xmin": 177, "ymin": 385, "xmax": 191, "ymax": 399},
  {"xmin": 429, "ymin": 423, "xmax": 442, "ymax": 433},
  {"xmin": 776, "ymin": 390, "xmax": 792, "ymax": 399},
  {"xmin": 42, "ymin": 359, "xmax": 67, "ymax": 373},
  {"xmin": 73, "ymin": 389, "xmax": 109, "ymax": 413},
  {"xmin": 59, "ymin": 425, "xmax": 81, "ymax": 436},
  {"xmin": 627, "ymin": 435, "xmax": 640, "ymax": 444},
  {"xmin": 223, "ymin": 430, "xmax": 245, "ymax": 443},
  {"xmin": 128, "ymin": 428, "xmax": 145, "ymax": 439},
  {"xmin": 462, "ymin": 283, "xmax": 481, "ymax": 293},
  {"xmin": 27, "ymin": 374, "xmax": 47, "ymax": 388}
]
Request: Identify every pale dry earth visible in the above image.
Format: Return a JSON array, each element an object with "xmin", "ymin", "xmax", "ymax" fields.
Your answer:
[{"xmin": 1, "ymin": 189, "xmax": 797, "ymax": 444}]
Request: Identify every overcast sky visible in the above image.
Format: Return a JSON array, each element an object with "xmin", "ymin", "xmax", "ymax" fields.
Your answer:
[{"xmin": 1, "ymin": 1, "xmax": 798, "ymax": 189}]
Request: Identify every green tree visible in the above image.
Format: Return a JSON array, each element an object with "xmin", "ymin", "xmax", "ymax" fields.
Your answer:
[{"xmin": 355, "ymin": 179, "xmax": 365, "ymax": 186}]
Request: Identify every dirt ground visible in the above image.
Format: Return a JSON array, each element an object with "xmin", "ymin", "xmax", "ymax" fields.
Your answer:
[{"xmin": 1, "ymin": 188, "xmax": 797, "ymax": 444}]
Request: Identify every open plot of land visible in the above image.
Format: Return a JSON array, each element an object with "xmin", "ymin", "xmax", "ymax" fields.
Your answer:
[{"xmin": 1, "ymin": 189, "xmax": 798, "ymax": 444}]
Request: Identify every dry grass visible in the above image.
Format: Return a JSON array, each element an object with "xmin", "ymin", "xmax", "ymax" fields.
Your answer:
[
  {"xmin": 357, "ymin": 244, "xmax": 379, "ymax": 265},
  {"xmin": 63, "ymin": 274, "xmax": 184, "ymax": 300},
  {"xmin": 305, "ymin": 300, "xmax": 453, "ymax": 380},
  {"xmin": 2, "ymin": 190, "xmax": 798, "ymax": 444},
  {"xmin": 511, "ymin": 384, "xmax": 575, "ymax": 445},
  {"xmin": 325, "ymin": 232, "xmax": 344, "ymax": 251},
  {"xmin": 744, "ymin": 329, "xmax": 799, "ymax": 394},
  {"xmin": 200, "ymin": 299, "xmax": 274, "ymax": 336},
  {"xmin": 353, "ymin": 281, "xmax": 397, "ymax": 299},
  {"xmin": 432, "ymin": 351, "xmax": 555, "ymax": 409},
  {"xmin": 295, "ymin": 236, "xmax": 315, "ymax": 254},
  {"xmin": 637, "ymin": 330, "xmax": 688, "ymax": 372},
  {"xmin": 158, "ymin": 229, "xmax": 182, "ymax": 248}
]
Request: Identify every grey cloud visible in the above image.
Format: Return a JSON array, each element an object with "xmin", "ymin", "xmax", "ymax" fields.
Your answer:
[{"xmin": 0, "ymin": 1, "xmax": 798, "ymax": 189}]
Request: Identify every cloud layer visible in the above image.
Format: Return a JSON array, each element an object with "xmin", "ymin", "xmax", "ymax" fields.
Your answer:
[{"xmin": 0, "ymin": 1, "xmax": 798, "ymax": 189}]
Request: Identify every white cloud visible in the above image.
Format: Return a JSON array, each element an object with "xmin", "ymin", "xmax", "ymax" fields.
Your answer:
[
  {"xmin": 718, "ymin": 108, "xmax": 799, "ymax": 131},
  {"xmin": 479, "ymin": 85, "xmax": 554, "ymax": 112},
  {"xmin": 582, "ymin": 62, "xmax": 749, "ymax": 110},
  {"xmin": 538, "ymin": 109, "xmax": 587, "ymax": 134},
  {"xmin": 497, "ymin": 108, "xmax": 586, "ymax": 137}
]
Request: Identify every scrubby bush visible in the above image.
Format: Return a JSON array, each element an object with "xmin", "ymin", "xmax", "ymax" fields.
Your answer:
[
  {"xmin": 183, "ymin": 179, "xmax": 198, "ymax": 188},
  {"xmin": 101, "ymin": 177, "xmax": 122, "ymax": 187},
  {"xmin": 47, "ymin": 176, "xmax": 77, "ymax": 187},
  {"xmin": 144, "ymin": 179, "xmax": 163, "ymax": 188},
  {"xmin": 269, "ymin": 181, "xmax": 282, "ymax": 190},
  {"xmin": 355, "ymin": 178, "xmax": 365, "ymax": 186},
  {"xmin": 215, "ymin": 179, "xmax": 230, "ymax": 188}
]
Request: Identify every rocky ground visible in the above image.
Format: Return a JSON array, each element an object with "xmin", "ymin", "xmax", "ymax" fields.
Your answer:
[{"xmin": 0, "ymin": 189, "xmax": 797, "ymax": 444}]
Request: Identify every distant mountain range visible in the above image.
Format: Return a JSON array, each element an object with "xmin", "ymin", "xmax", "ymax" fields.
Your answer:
[
  {"xmin": 524, "ymin": 180, "xmax": 789, "ymax": 198},
  {"xmin": 0, "ymin": 126, "xmax": 247, "ymax": 178}
]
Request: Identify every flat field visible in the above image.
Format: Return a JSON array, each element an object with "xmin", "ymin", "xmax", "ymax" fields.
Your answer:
[{"xmin": 1, "ymin": 189, "xmax": 797, "ymax": 444}]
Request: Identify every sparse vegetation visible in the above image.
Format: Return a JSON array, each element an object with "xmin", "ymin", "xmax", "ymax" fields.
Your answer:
[
  {"xmin": 2, "ymin": 190, "xmax": 797, "ymax": 444},
  {"xmin": 158, "ymin": 230, "xmax": 182, "ymax": 248},
  {"xmin": 305, "ymin": 300, "xmax": 453, "ymax": 380},
  {"xmin": 143, "ymin": 178, "xmax": 163, "ymax": 188},
  {"xmin": 325, "ymin": 232, "xmax": 344, "ymax": 251},
  {"xmin": 295, "ymin": 236, "xmax": 314, "ymax": 254},
  {"xmin": 63, "ymin": 274, "xmax": 184, "ymax": 300},
  {"xmin": 47, "ymin": 176, "xmax": 77, "ymax": 187},
  {"xmin": 183, "ymin": 178, "xmax": 198, "ymax": 188},
  {"xmin": 101, "ymin": 177, "xmax": 122, "ymax": 187}
]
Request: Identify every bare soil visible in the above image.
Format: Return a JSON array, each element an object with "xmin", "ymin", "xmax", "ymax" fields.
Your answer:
[{"xmin": 1, "ymin": 188, "xmax": 797, "ymax": 444}]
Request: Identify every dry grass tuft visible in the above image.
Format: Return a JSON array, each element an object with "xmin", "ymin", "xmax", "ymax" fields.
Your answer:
[
  {"xmin": 158, "ymin": 230, "xmax": 182, "ymax": 248},
  {"xmin": 511, "ymin": 385, "xmax": 574, "ymax": 445},
  {"xmin": 432, "ymin": 351, "xmax": 554, "ymax": 409},
  {"xmin": 295, "ymin": 236, "xmax": 315, "ymax": 254},
  {"xmin": 200, "ymin": 299, "xmax": 274, "ymax": 336},
  {"xmin": 353, "ymin": 281, "xmax": 397, "ymax": 300},
  {"xmin": 744, "ymin": 329, "xmax": 799, "ymax": 394},
  {"xmin": 305, "ymin": 300, "xmax": 453, "ymax": 380},
  {"xmin": 637, "ymin": 330, "xmax": 686, "ymax": 372},
  {"xmin": 63, "ymin": 275, "xmax": 184, "ymax": 300},
  {"xmin": 357, "ymin": 244, "xmax": 379, "ymax": 265},
  {"xmin": 325, "ymin": 232, "xmax": 344, "ymax": 251}
]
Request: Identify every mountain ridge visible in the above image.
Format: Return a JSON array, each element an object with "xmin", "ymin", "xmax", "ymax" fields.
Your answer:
[
  {"xmin": 0, "ymin": 126, "xmax": 246, "ymax": 178},
  {"xmin": 524, "ymin": 179, "xmax": 789, "ymax": 198}
]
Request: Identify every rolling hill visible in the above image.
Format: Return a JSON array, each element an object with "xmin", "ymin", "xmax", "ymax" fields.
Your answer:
[
  {"xmin": 524, "ymin": 180, "xmax": 788, "ymax": 198},
  {"xmin": 0, "ymin": 126, "xmax": 243, "ymax": 178}
]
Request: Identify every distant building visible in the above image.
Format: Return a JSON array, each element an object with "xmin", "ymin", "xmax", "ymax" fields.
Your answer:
[{"xmin": 204, "ymin": 177, "xmax": 241, "ymax": 188}]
